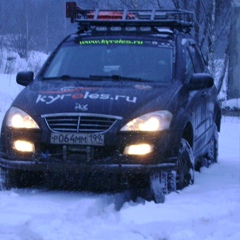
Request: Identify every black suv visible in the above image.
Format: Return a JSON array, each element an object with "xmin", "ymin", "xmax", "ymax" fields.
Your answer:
[{"xmin": 0, "ymin": 3, "xmax": 221, "ymax": 203}]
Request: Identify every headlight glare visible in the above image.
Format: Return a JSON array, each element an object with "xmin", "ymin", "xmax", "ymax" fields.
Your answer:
[
  {"xmin": 6, "ymin": 107, "xmax": 40, "ymax": 129},
  {"xmin": 13, "ymin": 140, "xmax": 35, "ymax": 153},
  {"xmin": 124, "ymin": 143, "xmax": 153, "ymax": 155},
  {"xmin": 121, "ymin": 110, "xmax": 172, "ymax": 132}
]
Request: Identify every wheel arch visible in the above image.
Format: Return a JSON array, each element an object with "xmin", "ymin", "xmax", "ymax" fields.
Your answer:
[{"xmin": 182, "ymin": 122, "xmax": 194, "ymax": 148}]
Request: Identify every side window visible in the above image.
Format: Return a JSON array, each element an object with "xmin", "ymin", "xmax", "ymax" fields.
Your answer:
[{"xmin": 185, "ymin": 50, "xmax": 194, "ymax": 83}]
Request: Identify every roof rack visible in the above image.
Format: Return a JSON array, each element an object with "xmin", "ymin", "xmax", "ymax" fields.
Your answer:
[{"xmin": 66, "ymin": 2, "xmax": 194, "ymax": 31}]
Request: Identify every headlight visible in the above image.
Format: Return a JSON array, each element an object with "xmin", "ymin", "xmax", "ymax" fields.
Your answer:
[
  {"xmin": 6, "ymin": 107, "xmax": 40, "ymax": 129},
  {"xmin": 124, "ymin": 143, "xmax": 153, "ymax": 155},
  {"xmin": 120, "ymin": 110, "xmax": 172, "ymax": 132},
  {"xmin": 13, "ymin": 140, "xmax": 35, "ymax": 152}
]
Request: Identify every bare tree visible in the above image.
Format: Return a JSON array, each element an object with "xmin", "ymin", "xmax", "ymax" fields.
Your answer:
[
  {"xmin": 102, "ymin": 0, "xmax": 165, "ymax": 9},
  {"xmin": 7, "ymin": 0, "xmax": 32, "ymax": 58},
  {"xmin": 169, "ymin": 0, "xmax": 232, "ymax": 96},
  {"xmin": 227, "ymin": 5, "xmax": 239, "ymax": 99}
]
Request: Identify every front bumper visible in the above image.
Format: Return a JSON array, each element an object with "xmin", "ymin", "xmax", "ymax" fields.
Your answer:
[
  {"xmin": 0, "ymin": 157, "xmax": 177, "ymax": 174},
  {"xmin": 0, "ymin": 156, "xmax": 177, "ymax": 192}
]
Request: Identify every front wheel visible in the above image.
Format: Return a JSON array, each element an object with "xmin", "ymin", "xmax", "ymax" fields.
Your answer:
[
  {"xmin": 176, "ymin": 138, "xmax": 194, "ymax": 190},
  {"xmin": 207, "ymin": 123, "xmax": 219, "ymax": 165}
]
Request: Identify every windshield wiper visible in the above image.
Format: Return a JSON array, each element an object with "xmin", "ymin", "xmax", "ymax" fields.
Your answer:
[
  {"xmin": 89, "ymin": 75, "xmax": 145, "ymax": 82},
  {"xmin": 43, "ymin": 75, "xmax": 146, "ymax": 82},
  {"xmin": 43, "ymin": 75, "xmax": 90, "ymax": 80}
]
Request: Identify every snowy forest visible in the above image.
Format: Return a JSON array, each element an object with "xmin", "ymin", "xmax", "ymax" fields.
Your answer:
[{"xmin": 0, "ymin": 0, "xmax": 238, "ymax": 101}]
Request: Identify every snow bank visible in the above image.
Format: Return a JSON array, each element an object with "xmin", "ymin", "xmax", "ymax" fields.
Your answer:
[
  {"xmin": 0, "ymin": 48, "xmax": 48, "ymax": 75},
  {"xmin": 0, "ymin": 74, "xmax": 22, "ymax": 127},
  {"xmin": 221, "ymin": 98, "xmax": 240, "ymax": 111}
]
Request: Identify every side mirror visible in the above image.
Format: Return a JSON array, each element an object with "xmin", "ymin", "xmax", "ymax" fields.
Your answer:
[
  {"xmin": 187, "ymin": 73, "xmax": 214, "ymax": 90},
  {"xmin": 16, "ymin": 71, "xmax": 34, "ymax": 86}
]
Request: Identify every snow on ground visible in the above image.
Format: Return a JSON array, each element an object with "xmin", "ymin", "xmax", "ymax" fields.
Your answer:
[
  {"xmin": 222, "ymin": 98, "xmax": 240, "ymax": 111},
  {"xmin": 0, "ymin": 49, "xmax": 48, "ymax": 75},
  {"xmin": 0, "ymin": 74, "xmax": 239, "ymax": 240}
]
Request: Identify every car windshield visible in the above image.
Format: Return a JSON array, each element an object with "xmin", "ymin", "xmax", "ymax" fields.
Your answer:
[{"xmin": 43, "ymin": 38, "xmax": 173, "ymax": 83}]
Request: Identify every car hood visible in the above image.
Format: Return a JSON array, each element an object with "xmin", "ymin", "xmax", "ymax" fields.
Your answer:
[{"xmin": 12, "ymin": 80, "xmax": 179, "ymax": 119}]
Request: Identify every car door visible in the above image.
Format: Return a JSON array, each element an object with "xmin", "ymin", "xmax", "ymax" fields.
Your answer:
[
  {"xmin": 183, "ymin": 40, "xmax": 210, "ymax": 157},
  {"xmin": 189, "ymin": 43, "xmax": 215, "ymax": 148}
]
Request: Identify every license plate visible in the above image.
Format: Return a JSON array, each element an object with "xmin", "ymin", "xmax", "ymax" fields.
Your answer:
[{"xmin": 50, "ymin": 133, "xmax": 104, "ymax": 146}]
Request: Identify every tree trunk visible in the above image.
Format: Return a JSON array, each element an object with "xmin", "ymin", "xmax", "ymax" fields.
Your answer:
[{"xmin": 228, "ymin": 7, "xmax": 240, "ymax": 98}]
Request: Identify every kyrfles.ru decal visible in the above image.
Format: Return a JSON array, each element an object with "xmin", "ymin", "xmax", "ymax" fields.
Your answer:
[{"xmin": 36, "ymin": 92, "xmax": 137, "ymax": 105}]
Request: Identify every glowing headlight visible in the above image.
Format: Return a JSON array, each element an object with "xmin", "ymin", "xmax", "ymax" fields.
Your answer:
[
  {"xmin": 120, "ymin": 110, "xmax": 172, "ymax": 132},
  {"xmin": 124, "ymin": 144, "xmax": 153, "ymax": 155},
  {"xmin": 13, "ymin": 140, "xmax": 35, "ymax": 153},
  {"xmin": 6, "ymin": 107, "xmax": 40, "ymax": 129}
]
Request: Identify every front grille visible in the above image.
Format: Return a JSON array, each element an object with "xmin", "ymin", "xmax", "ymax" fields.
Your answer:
[{"xmin": 43, "ymin": 113, "xmax": 122, "ymax": 133}]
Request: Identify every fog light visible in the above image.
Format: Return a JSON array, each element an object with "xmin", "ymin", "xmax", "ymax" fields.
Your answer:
[
  {"xmin": 13, "ymin": 140, "xmax": 35, "ymax": 153},
  {"xmin": 124, "ymin": 143, "xmax": 153, "ymax": 155}
]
